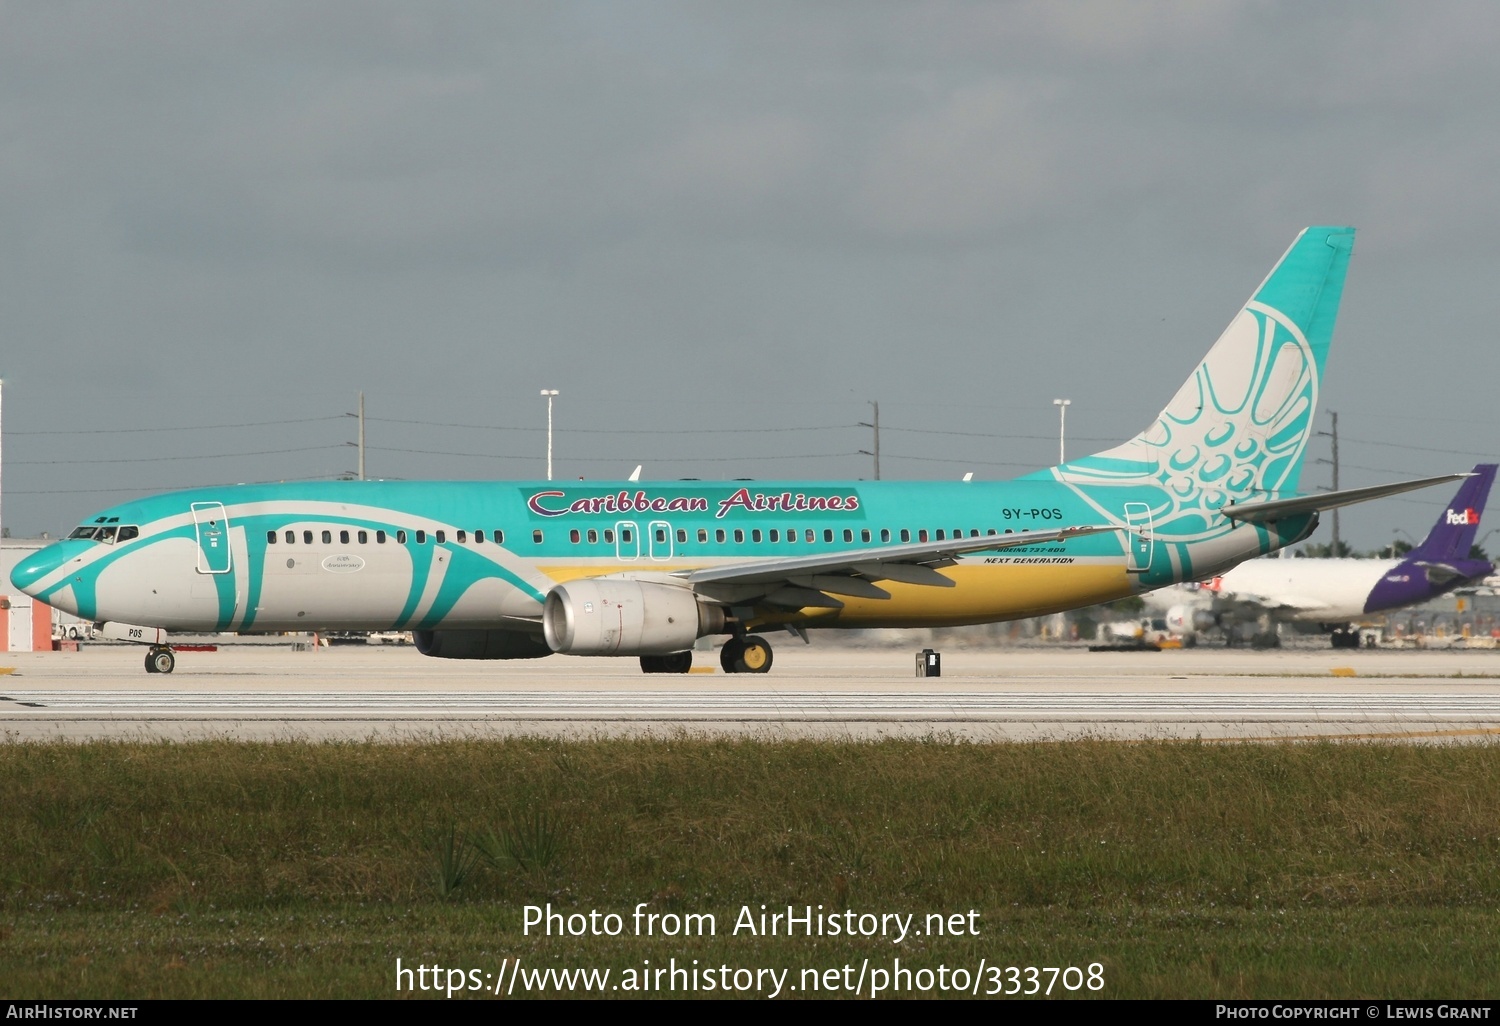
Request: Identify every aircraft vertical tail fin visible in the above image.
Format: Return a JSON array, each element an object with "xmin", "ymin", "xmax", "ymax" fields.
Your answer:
[
  {"xmin": 1408, "ymin": 464, "xmax": 1497, "ymax": 561},
  {"xmin": 1042, "ymin": 227, "xmax": 1355, "ymax": 513}
]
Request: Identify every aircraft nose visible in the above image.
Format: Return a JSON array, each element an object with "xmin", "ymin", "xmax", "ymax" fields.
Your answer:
[{"xmin": 9, "ymin": 542, "xmax": 77, "ymax": 597}]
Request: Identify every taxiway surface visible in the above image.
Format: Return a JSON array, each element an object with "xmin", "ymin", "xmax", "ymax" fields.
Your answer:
[{"xmin": 3, "ymin": 642, "xmax": 1500, "ymax": 742}]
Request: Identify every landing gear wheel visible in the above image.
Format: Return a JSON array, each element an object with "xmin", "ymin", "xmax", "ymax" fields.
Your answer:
[
  {"xmin": 738, "ymin": 635, "xmax": 772, "ymax": 673},
  {"xmin": 640, "ymin": 652, "xmax": 694, "ymax": 674},
  {"xmin": 146, "ymin": 647, "xmax": 175, "ymax": 674},
  {"xmin": 721, "ymin": 635, "xmax": 773, "ymax": 674}
]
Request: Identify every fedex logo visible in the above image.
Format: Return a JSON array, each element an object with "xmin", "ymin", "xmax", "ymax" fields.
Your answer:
[{"xmin": 1446, "ymin": 507, "xmax": 1480, "ymax": 526}]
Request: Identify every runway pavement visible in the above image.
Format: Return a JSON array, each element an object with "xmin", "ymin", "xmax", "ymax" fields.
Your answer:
[{"xmin": 3, "ymin": 641, "xmax": 1500, "ymax": 742}]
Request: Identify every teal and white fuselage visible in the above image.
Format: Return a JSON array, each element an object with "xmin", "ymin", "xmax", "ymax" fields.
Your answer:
[
  {"xmin": 19, "ymin": 227, "xmax": 1451, "ymax": 674},
  {"xmin": 12, "ymin": 477, "xmax": 1313, "ymax": 635}
]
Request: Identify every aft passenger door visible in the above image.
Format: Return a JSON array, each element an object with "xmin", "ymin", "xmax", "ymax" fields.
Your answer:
[
  {"xmin": 191, "ymin": 502, "xmax": 233, "ymax": 574},
  {"xmin": 1123, "ymin": 502, "xmax": 1153, "ymax": 573}
]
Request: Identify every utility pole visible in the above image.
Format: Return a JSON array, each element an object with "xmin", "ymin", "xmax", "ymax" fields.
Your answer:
[
  {"xmin": 541, "ymin": 390, "xmax": 559, "ymax": 481},
  {"xmin": 858, "ymin": 401, "xmax": 880, "ymax": 480},
  {"xmin": 1330, "ymin": 410, "xmax": 1340, "ymax": 554},
  {"xmin": 357, "ymin": 391, "xmax": 365, "ymax": 481}
]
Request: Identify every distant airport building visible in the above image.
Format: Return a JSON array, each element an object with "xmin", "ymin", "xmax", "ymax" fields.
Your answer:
[{"xmin": 1, "ymin": 538, "xmax": 61, "ymax": 652}]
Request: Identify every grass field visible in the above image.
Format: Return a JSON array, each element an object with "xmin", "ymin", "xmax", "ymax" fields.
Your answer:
[{"xmin": 5, "ymin": 736, "xmax": 1500, "ymax": 999}]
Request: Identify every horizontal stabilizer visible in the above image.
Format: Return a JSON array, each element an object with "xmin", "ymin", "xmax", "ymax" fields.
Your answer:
[{"xmin": 1220, "ymin": 473, "xmax": 1471, "ymax": 524}]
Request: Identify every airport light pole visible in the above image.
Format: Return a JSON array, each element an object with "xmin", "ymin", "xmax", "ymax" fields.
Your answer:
[
  {"xmin": 1053, "ymin": 399, "xmax": 1071, "ymax": 464},
  {"xmin": 540, "ymin": 390, "xmax": 559, "ymax": 481}
]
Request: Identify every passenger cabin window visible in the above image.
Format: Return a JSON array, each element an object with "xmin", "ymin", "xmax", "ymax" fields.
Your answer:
[
  {"xmin": 901, "ymin": 529, "xmax": 911, "ymax": 543},
  {"xmin": 676, "ymin": 529, "xmax": 687, "ymax": 543},
  {"xmin": 321, "ymin": 530, "xmax": 333, "ymax": 544},
  {"xmin": 806, "ymin": 529, "xmax": 815, "ymax": 543},
  {"xmin": 587, "ymin": 529, "xmax": 598, "ymax": 544},
  {"xmin": 570, "ymin": 529, "xmax": 581, "ymax": 544},
  {"xmin": 770, "ymin": 529, "xmax": 779, "ymax": 542},
  {"xmin": 416, "ymin": 530, "xmax": 427, "ymax": 544},
  {"xmin": 434, "ymin": 530, "xmax": 445, "ymax": 544},
  {"xmin": 861, "ymin": 529, "xmax": 871, "ymax": 543},
  {"xmin": 495, "ymin": 530, "xmax": 505, "ymax": 543},
  {"xmin": 751, "ymin": 529, "xmax": 762, "ymax": 543},
  {"xmin": 620, "ymin": 528, "xmax": 632, "ymax": 543},
  {"xmin": 267, "ymin": 531, "xmax": 277, "ymax": 544},
  {"xmin": 843, "ymin": 529, "xmax": 854, "ymax": 543},
  {"xmin": 340, "ymin": 530, "xmax": 350, "ymax": 544},
  {"xmin": 655, "ymin": 528, "xmax": 666, "ymax": 543},
  {"xmin": 532, "ymin": 530, "xmax": 543, "ymax": 544},
  {"xmin": 474, "ymin": 530, "xmax": 484, "ymax": 543},
  {"xmin": 715, "ymin": 529, "xmax": 726, "ymax": 543},
  {"xmin": 604, "ymin": 529, "xmax": 614, "ymax": 544},
  {"xmin": 733, "ymin": 529, "xmax": 744, "ymax": 543},
  {"xmin": 396, "ymin": 530, "xmax": 407, "ymax": 543},
  {"xmin": 456, "ymin": 530, "xmax": 466, "ymax": 543},
  {"xmin": 358, "ymin": 530, "xmax": 368, "ymax": 544},
  {"xmin": 823, "ymin": 529, "xmax": 833, "ymax": 543},
  {"xmin": 919, "ymin": 530, "xmax": 929, "ymax": 542},
  {"xmin": 881, "ymin": 529, "xmax": 890, "ymax": 543},
  {"xmin": 698, "ymin": 529, "xmax": 708, "ymax": 543},
  {"xmin": 304, "ymin": 530, "xmax": 314, "ymax": 544},
  {"xmin": 935, "ymin": 530, "xmax": 945, "ymax": 540},
  {"xmin": 285, "ymin": 530, "xmax": 296, "ymax": 544}
]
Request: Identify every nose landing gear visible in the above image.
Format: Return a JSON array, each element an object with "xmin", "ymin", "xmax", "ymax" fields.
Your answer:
[{"xmin": 145, "ymin": 646, "xmax": 176, "ymax": 674}]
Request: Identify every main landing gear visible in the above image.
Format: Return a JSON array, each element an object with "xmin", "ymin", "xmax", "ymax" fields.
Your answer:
[
  {"xmin": 639, "ymin": 652, "xmax": 694, "ymax": 674},
  {"xmin": 144, "ymin": 646, "xmax": 176, "ymax": 674},
  {"xmin": 720, "ymin": 635, "xmax": 773, "ymax": 674}
]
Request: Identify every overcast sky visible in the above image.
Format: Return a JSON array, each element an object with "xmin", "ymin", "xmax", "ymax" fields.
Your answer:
[{"xmin": 2, "ymin": 1, "xmax": 1497, "ymax": 551}]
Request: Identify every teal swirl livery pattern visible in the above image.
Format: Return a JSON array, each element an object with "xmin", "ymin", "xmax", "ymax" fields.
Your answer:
[{"xmin": 1033, "ymin": 227, "xmax": 1353, "ymax": 561}]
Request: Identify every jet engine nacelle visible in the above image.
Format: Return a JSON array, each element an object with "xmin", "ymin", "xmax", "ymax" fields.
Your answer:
[
  {"xmin": 413, "ymin": 628, "xmax": 552, "ymax": 660},
  {"xmin": 543, "ymin": 578, "xmax": 726, "ymax": 656},
  {"xmin": 1165, "ymin": 604, "xmax": 1218, "ymax": 636}
]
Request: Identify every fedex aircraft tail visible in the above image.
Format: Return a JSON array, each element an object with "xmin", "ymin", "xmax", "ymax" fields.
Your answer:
[
  {"xmin": 1408, "ymin": 464, "xmax": 1497, "ymax": 561},
  {"xmin": 1048, "ymin": 226, "xmax": 1355, "ymax": 511}
]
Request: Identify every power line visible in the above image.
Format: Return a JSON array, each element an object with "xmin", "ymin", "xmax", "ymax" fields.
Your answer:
[
  {"xmin": 12, "ymin": 445, "xmax": 346, "ymax": 466},
  {"xmin": 367, "ymin": 417, "xmax": 851, "ymax": 436},
  {"xmin": 8, "ymin": 416, "xmax": 346, "ymax": 436}
]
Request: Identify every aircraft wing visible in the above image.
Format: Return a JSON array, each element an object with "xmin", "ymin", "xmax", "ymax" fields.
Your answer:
[
  {"xmin": 678, "ymin": 524, "xmax": 1120, "ymax": 608},
  {"xmin": 1221, "ymin": 473, "xmax": 1470, "ymax": 523}
]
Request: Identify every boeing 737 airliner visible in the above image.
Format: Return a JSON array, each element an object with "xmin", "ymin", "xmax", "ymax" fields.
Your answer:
[{"xmin": 9, "ymin": 226, "xmax": 1465, "ymax": 674}]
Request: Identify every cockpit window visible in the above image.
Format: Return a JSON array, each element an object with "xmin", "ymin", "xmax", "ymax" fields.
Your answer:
[
  {"xmin": 94, "ymin": 526, "xmax": 118, "ymax": 544},
  {"xmin": 117, "ymin": 526, "xmax": 139, "ymax": 542},
  {"xmin": 69, "ymin": 526, "xmax": 97, "ymax": 540}
]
